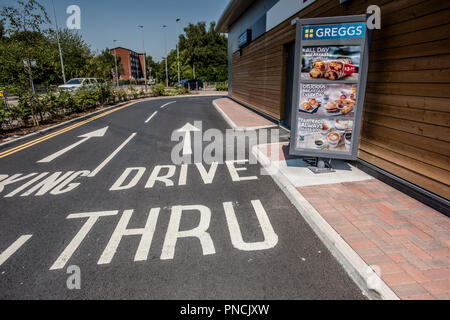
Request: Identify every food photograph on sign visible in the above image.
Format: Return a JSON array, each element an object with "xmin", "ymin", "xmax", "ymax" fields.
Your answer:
[
  {"xmin": 301, "ymin": 45, "xmax": 360, "ymax": 81},
  {"xmin": 296, "ymin": 118, "xmax": 353, "ymax": 153},
  {"xmin": 299, "ymin": 83, "xmax": 357, "ymax": 117}
]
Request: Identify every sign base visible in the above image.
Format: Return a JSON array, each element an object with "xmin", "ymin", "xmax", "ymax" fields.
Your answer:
[{"xmin": 305, "ymin": 157, "xmax": 335, "ymax": 174}]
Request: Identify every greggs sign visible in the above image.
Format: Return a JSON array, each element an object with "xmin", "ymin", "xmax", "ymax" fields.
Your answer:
[{"xmin": 302, "ymin": 23, "xmax": 365, "ymax": 40}]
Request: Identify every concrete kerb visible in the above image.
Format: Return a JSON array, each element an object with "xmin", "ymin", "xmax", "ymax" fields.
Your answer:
[
  {"xmin": 0, "ymin": 93, "xmax": 227, "ymax": 149},
  {"xmin": 251, "ymin": 144, "xmax": 400, "ymax": 301},
  {"xmin": 212, "ymin": 100, "xmax": 278, "ymax": 131}
]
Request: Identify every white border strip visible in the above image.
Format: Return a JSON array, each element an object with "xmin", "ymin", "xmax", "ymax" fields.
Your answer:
[{"xmin": 252, "ymin": 144, "xmax": 400, "ymax": 300}]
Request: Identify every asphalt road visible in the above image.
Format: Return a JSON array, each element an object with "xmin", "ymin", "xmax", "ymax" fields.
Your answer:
[{"xmin": 0, "ymin": 96, "xmax": 365, "ymax": 299}]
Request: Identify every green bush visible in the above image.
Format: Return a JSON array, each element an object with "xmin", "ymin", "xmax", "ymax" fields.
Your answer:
[
  {"xmin": 216, "ymin": 82, "xmax": 228, "ymax": 91},
  {"xmin": 114, "ymin": 88, "xmax": 128, "ymax": 102},
  {"xmin": 152, "ymin": 83, "xmax": 166, "ymax": 97}
]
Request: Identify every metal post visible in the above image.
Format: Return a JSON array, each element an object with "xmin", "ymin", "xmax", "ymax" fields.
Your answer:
[
  {"xmin": 163, "ymin": 25, "xmax": 169, "ymax": 88},
  {"xmin": 176, "ymin": 18, "xmax": 181, "ymax": 85},
  {"xmin": 138, "ymin": 25, "xmax": 147, "ymax": 92},
  {"xmin": 51, "ymin": 0, "xmax": 66, "ymax": 84},
  {"xmin": 113, "ymin": 40, "xmax": 119, "ymax": 87}
]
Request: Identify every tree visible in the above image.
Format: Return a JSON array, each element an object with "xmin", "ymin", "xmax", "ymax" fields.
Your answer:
[
  {"xmin": 1, "ymin": 0, "xmax": 50, "ymax": 125},
  {"xmin": 178, "ymin": 21, "xmax": 228, "ymax": 83},
  {"xmin": 85, "ymin": 48, "xmax": 121, "ymax": 80}
]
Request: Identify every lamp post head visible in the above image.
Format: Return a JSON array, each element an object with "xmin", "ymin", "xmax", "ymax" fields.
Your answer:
[{"xmin": 176, "ymin": 18, "xmax": 180, "ymax": 22}]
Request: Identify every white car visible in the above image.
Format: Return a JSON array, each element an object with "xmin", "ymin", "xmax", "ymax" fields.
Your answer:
[{"xmin": 58, "ymin": 78, "xmax": 104, "ymax": 91}]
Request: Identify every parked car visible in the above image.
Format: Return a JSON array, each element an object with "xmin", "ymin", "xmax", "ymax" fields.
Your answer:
[
  {"xmin": 180, "ymin": 79, "xmax": 203, "ymax": 90},
  {"xmin": 58, "ymin": 78, "xmax": 105, "ymax": 91}
]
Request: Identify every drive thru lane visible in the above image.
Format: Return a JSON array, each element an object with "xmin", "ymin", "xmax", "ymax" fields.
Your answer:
[{"xmin": 0, "ymin": 96, "xmax": 365, "ymax": 299}]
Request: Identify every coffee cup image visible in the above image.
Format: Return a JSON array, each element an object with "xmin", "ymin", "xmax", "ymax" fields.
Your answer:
[
  {"xmin": 314, "ymin": 139, "xmax": 324, "ymax": 149},
  {"xmin": 344, "ymin": 132, "xmax": 352, "ymax": 150},
  {"xmin": 335, "ymin": 119, "xmax": 350, "ymax": 131},
  {"xmin": 327, "ymin": 131, "xmax": 340, "ymax": 147}
]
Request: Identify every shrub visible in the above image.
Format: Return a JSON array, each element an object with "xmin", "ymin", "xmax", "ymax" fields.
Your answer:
[
  {"xmin": 152, "ymin": 83, "xmax": 166, "ymax": 97},
  {"xmin": 216, "ymin": 82, "xmax": 228, "ymax": 91},
  {"xmin": 114, "ymin": 88, "xmax": 128, "ymax": 102}
]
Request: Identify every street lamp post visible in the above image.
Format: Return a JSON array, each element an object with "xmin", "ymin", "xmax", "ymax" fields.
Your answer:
[
  {"xmin": 138, "ymin": 25, "xmax": 148, "ymax": 92},
  {"xmin": 176, "ymin": 18, "xmax": 181, "ymax": 85},
  {"xmin": 51, "ymin": 0, "xmax": 66, "ymax": 84},
  {"xmin": 113, "ymin": 40, "xmax": 119, "ymax": 87},
  {"xmin": 162, "ymin": 25, "xmax": 169, "ymax": 88}
]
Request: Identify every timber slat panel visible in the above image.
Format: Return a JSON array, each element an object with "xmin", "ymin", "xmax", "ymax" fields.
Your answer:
[
  {"xmin": 363, "ymin": 112, "xmax": 450, "ymax": 142},
  {"xmin": 367, "ymin": 69, "xmax": 450, "ymax": 84},
  {"xmin": 358, "ymin": 150, "xmax": 450, "ymax": 199},
  {"xmin": 364, "ymin": 103, "xmax": 450, "ymax": 127},
  {"xmin": 364, "ymin": 93, "xmax": 450, "ymax": 113},
  {"xmin": 361, "ymin": 122, "xmax": 450, "ymax": 157},
  {"xmin": 368, "ymin": 54, "xmax": 450, "ymax": 73},
  {"xmin": 360, "ymin": 140, "xmax": 450, "ymax": 186},
  {"xmin": 360, "ymin": 133, "xmax": 450, "ymax": 170}
]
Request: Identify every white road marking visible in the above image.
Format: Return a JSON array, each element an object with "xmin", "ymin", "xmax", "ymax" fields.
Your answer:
[
  {"xmin": 37, "ymin": 127, "xmax": 109, "ymax": 163},
  {"xmin": 21, "ymin": 171, "xmax": 74, "ymax": 196},
  {"xmin": 160, "ymin": 101, "xmax": 176, "ymax": 109},
  {"xmin": 161, "ymin": 205, "xmax": 215, "ymax": 260},
  {"xmin": 0, "ymin": 173, "xmax": 38, "ymax": 193},
  {"xmin": 144, "ymin": 111, "xmax": 158, "ymax": 123},
  {"xmin": 88, "ymin": 132, "xmax": 137, "ymax": 177},
  {"xmin": 145, "ymin": 165, "xmax": 176, "ymax": 188},
  {"xmin": 110, "ymin": 167, "xmax": 146, "ymax": 191},
  {"xmin": 195, "ymin": 162, "xmax": 218, "ymax": 184},
  {"xmin": 177, "ymin": 123, "xmax": 200, "ymax": 155},
  {"xmin": 50, "ymin": 210, "xmax": 119, "ymax": 270},
  {"xmin": 4, "ymin": 172, "xmax": 49, "ymax": 198},
  {"xmin": 0, "ymin": 235, "xmax": 32, "ymax": 266},
  {"xmin": 226, "ymin": 159, "xmax": 258, "ymax": 181},
  {"xmin": 223, "ymin": 200, "xmax": 278, "ymax": 251},
  {"xmin": 98, "ymin": 208, "xmax": 160, "ymax": 264}
]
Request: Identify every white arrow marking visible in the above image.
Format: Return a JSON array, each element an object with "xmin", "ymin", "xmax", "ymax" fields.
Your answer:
[
  {"xmin": 37, "ymin": 127, "xmax": 109, "ymax": 163},
  {"xmin": 177, "ymin": 122, "xmax": 200, "ymax": 155},
  {"xmin": 0, "ymin": 235, "xmax": 32, "ymax": 266},
  {"xmin": 145, "ymin": 111, "xmax": 158, "ymax": 123},
  {"xmin": 160, "ymin": 101, "xmax": 176, "ymax": 109}
]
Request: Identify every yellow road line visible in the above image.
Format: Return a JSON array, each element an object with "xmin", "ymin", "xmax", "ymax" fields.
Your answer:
[{"xmin": 0, "ymin": 102, "xmax": 136, "ymax": 159}]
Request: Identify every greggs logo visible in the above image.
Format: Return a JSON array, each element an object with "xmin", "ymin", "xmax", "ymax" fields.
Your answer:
[{"xmin": 303, "ymin": 23, "xmax": 365, "ymax": 40}]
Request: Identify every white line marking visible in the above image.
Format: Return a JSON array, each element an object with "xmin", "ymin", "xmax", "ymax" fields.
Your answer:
[
  {"xmin": 144, "ymin": 111, "xmax": 158, "ymax": 123},
  {"xmin": 160, "ymin": 101, "xmax": 176, "ymax": 109},
  {"xmin": 0, "ymin": 235, "xmax": 32, "ymax": 266},
  {"xmin": 88, "ymin": 133, "xmax": 137, "ymax": 177},
  {"xmin": 50, "ymin": 211, "xmax": 118, "ymax": 270},
  {"xmin": 37, "ymin": 127, "xmax": 109, "ymax": 163}
]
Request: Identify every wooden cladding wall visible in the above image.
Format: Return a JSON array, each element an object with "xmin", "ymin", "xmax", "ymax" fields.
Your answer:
[{"xmin": 231, "ymin": 0, "xmax": 450, "ymax": 199}]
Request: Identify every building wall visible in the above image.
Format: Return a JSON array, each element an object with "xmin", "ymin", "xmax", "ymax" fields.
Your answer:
[
  {"xmin": 111, "ymin": 48, "xmax": 145, "ymax": 80},
  {"xmin": 227, "ymin": 0, "xmax": 279, "ymax": 94},
  {"xmin": 230, "ymin": 0, "xmax": 450, "ymax": 199}
]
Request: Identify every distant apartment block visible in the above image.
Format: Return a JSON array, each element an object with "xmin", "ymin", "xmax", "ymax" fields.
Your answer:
[{"xmin": 110, "ymin": 47, "xmax": 146, "ymax": 80}]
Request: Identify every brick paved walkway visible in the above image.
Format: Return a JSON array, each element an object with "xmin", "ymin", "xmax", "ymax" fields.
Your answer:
[{"xmin": 256, "ymin": 142, "xmax": 450, "ymax": 300}]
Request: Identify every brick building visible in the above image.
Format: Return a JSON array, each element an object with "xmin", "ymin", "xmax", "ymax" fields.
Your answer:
[{"xmin": 110, "ymin": 47, "xmax": 146, "ymax": 81}]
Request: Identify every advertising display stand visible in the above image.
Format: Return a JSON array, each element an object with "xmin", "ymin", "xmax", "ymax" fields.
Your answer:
[{"xmin": 289, "ymin": 15, "xmax": 371, "ymax": 173}]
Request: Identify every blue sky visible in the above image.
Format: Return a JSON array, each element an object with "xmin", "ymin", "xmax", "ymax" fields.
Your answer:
[{"xmin": 2, "ymin": 0, "xmax": 230, "ymax": 62}]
